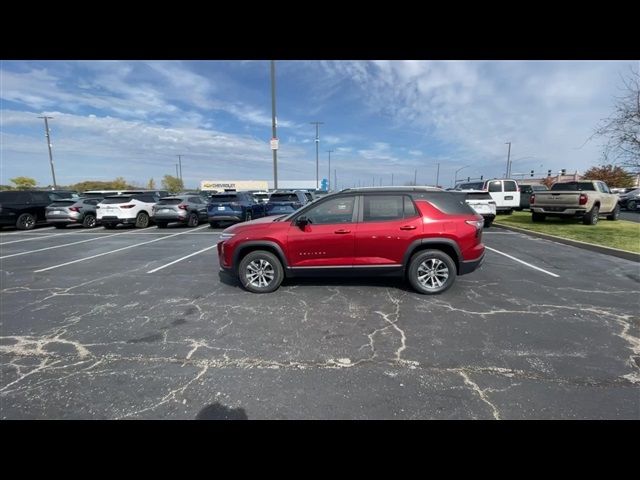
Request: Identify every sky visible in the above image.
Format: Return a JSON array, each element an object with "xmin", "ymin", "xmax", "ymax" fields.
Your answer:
[{"xmin": 1, "ymin": 60, "xmax": 638, "ymax": 190}]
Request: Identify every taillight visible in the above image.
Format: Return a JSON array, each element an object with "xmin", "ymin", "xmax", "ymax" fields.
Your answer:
[
  {"xmin": 465, "ymin": 218, "xmax": 484, "ymax": 230},
  {"xmin": 530, "ymin": 194, "xmax": 535, "ymax": 204},
  {"xmin": 579, "ymin": 194, "xmax": 588, "ymax": 205},
  {"xmin": 69, "ymin": 207, "xmax": 80, "ymax": 212},
  {"xmin": 178, "ymin": 204, "xmax": 188, "ymax": 210},
  {"xmin": 121, "ymin": 204, "xmax": 135, "ymax": 209}
]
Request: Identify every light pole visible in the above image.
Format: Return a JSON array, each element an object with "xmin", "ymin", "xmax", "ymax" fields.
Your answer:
[
  {"xmin": 505, "ymin": 142, "xmax": 512, "ymax": 178},
  {"xmin": 310, "ymin": 121, "xmax": 323, "ymax": 190},
  {"xmin": 271, "ymin": 60, "xmax": 278, "ymax": 190},
  {"xmin": 326, "ymin": 150, "xmax": 333, "ymax": 191},
  {"xmin": 177, "ymin": 154, "xmax": 183, "ymax": 184},
  {"xmin": 435, "ymin": 162, "xmax": 440, "ymax": 187},
  {"xmin": 38, "ymin": 116, "xmax": 57, "ymax": 189},
  {"xmin": 454, "ymin": 165, "xmax": 471, "ymax": 186}
]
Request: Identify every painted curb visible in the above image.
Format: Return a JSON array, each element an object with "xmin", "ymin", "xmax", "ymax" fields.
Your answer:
[{"xmin": 493, "ymin": 223, "xmax": 640, "ymax": 263}]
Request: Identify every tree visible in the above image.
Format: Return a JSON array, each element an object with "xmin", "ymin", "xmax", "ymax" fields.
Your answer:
[
  {"xmin": 10, "ymin": 176, "xmax": 37, "ymax": 190},
  {"xmin": 591, "ymin": 68, "xmax": 640, "ymax": 173},
  {"xmin": 113, "ymin": 177, "xmax": 128, "ymax": 190},
  {"xmin": 582, "ymin": 164, "xmax": 635, "ymax": 188},
  {"xmin": 147, "ymin": 178, "xmax": 156, "ymax": 190},
  {"xmin": 162, "ymin": 175, "xmax": 184, "ymax": 194},
  {"xmin": 541, "ymin": 177, "xmax": 556, "ymax": 189}
]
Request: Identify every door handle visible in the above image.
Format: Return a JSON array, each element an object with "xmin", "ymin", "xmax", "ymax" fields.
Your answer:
[
  {"xmin": 334, "ymin": 229, "xmax": 351, "ymax": 234},
  {"xmin": 400, "ymin": 225, "xmax": 416, "ymax": 230}
]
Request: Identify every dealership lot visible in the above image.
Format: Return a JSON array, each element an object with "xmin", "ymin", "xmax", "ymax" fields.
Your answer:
[{"xmin": 0, "ymin": 224, "xmax": 638, "ymax": 419}]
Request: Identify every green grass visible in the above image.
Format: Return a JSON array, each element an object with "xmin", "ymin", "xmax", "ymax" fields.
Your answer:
[{"xmin": 494, "ymin": 211, "xmax": 640, "ymax": 253}]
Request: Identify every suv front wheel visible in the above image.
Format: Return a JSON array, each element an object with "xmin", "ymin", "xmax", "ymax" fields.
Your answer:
[
  {"xmin": 408, "ymin": 250, "xmax": 457, "ymax": 294},
  {"xmin": 238, "ymin": 250, "xmax": 284, "ymax": 293}
]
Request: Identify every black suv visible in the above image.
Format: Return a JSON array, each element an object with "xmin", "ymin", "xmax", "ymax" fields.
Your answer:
[{"xmin": 0, "ymin": 190, "xmax": 64, "ymax": 230}]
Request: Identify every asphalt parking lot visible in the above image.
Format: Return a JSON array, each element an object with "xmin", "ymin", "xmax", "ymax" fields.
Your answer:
[{"xmin": 1, "ymin": 223, "xmax": 638, "ymax": 419}]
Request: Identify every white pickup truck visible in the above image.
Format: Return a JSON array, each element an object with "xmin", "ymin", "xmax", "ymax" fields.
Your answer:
[{"xmin": 529, "ymin": 180, "xmax": 620, "ymax": 225}]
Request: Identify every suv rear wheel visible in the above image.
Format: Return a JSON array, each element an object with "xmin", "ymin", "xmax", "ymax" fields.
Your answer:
[
  {"xmin": 238, "ymin": 250, "xmax": 284, "ymax": 293},
  {"xmin": 583, "ymin": 204, "xmax": 599, "ymax": 225},
  {"xmin": 16, "ymin": 213, "xmax": 36, "ymax": 230},
  {"xmin": 408, "ymin": 250, "xmax": 457, "ymax": 294},
  {"xmin": 135, "ymin": 212, "xmax": 150, "ymax": 228},
  {"xmin": 532, "ymin": 212, "xmax": 546, "ymax": 222},
  {"xmin": 606, "ymin": 204, "xmax": 620, "ymax": 221}
]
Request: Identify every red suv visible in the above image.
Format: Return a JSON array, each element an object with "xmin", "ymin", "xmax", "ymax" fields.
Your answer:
[{"xmin": 217, "ymin": 187, "xmax": 485, "ymax": 294}]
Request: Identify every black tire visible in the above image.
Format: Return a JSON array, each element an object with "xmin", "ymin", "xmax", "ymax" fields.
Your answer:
[
  {"xmin": 484, "ymin": 219, "xmax": 493, "ymax": 228},
  {"xmin": 606, "ymin": 204, "xmax": 620, "ymax": 221},
  {"xmin": 505, "ymin": 209, "xmax": 513, "ymax": 215},
  {"xmin": 627, "ymin": 200, "xmax": 636, "ymax": 211},
  {"xmin": 53, "ymin": 224, "xmax": 67, "ymax": 229},
  {"xmin": 407, "ymin": 249, "xmax": 457, "ymax": 295},
  {"xmin": 532, "ymin": 212, "xmax": 546, "ymax": 222},
  {"xmin": 187, "ymin": 212, "xmax": 199, "ymax": 227},
  {"xmin": 156, "ymin": 222, "xmax": 168, "ymax": 229},
  {"xmin": 16, "ymin": 213, "xmax": 36, "ymax": 230},
  {"xmin": 103, "ymin": 223, "xmax": 117, "ymax": 229},
  {"xmin": 583, "ymin": 204, "xmax": 599, "ymax": 225},
  {"xmin": 135, "ymin": 212, "xmax": 150, "ymax": 228},
  {"xmin": 238, "ymin": 250, "xmax": 284, "ymax": 293},
  {"xmin": 82, "ymin": 214, "xmax": 97, "ymax": 228},
  {"xmin": 209, "ymin": 221, "xmax": 219, "ymax": 229}
]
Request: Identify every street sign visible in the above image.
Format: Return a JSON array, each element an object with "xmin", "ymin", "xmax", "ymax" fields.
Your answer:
[{"xmin": 270, "ymin": 138, "xmax": 279, "ymax": 150}]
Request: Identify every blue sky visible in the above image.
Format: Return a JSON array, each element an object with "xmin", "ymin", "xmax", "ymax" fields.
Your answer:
[{"xmin": 1, "ymin": 60, "xmax": 637, "ymax": 189}]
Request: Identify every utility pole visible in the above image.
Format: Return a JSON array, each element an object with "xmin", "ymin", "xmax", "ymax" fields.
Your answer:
[
  {"xmin": 310, "ymin": 121, "xmax": 323, "ymax": 190},
  {"xmin": 505, "ymin": 142, "xmax": 512, "ymax": 178},
  {"xmin": 271, "ymin": 60, "xmax": 278, "ymax": 190},
  {"xmin": 177, "ymin": 155, "xmax": 183, "ymax": 184},
  {"xmin": 435, "ymin": 163, "xmax": 440, "ymax": 187},
  {"xmin": 326, "ymin": 150, "xmax": 333, "ymax": 191},
  {"xmin": 38, "ymin": 116, "xmax": 57, "ymax": 189}
]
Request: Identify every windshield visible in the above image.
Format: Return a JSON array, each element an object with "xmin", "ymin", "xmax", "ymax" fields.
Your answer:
[{"xmin": 455, "ymin": 182, "xmax": 484, "ymax": 190}]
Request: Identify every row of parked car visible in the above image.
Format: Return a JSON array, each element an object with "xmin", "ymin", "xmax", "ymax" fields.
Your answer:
[{"xmin": 0, "ymin": 188, "xmax": 325, "ymax": 230}]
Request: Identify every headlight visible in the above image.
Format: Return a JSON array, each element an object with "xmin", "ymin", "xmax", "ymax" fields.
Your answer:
[{"xmin": 219, "ymin": 233, "xmax": 236, "ymax": 241}]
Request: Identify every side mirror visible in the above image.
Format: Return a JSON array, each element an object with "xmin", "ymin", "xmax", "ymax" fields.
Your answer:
[{"xmin": 296, "ymin": 216, "xmax": 309, "ymax": 228}]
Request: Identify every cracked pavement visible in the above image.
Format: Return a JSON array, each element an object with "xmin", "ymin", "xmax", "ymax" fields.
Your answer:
[{"xmin": 1, "ymin": 225, "xmax": 639, "ymax": 419}]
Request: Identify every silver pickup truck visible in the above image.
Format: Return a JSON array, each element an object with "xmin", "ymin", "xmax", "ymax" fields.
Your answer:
[{"xmin": 529, "ymin": 180, "xmax": 620, "ymax": 225}]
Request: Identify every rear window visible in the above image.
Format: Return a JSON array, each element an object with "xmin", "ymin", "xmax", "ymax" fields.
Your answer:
[
  {"xmin": 158, "ymin": 198, "xmax": 183, "ymax": 205},
  {"xmin": 550, "ymin": 182, "xmax": 596, "ymax": 191},
  {"xmin": 412, "ymin": 192, "xmax": 475, "ymax": 215},
  {"xmin": 457, "ymin": 182, "xmax": 484, "ymax": 190},
  {"xmin": 304, "ymin": 193, "xmax": 313, "ymax": 202},
  {"xmin": 101, "ymin": 196, "xmax": 132, "ymax": 204},
  {"xmin": 51, "ymin": 200, "xmax": 76, "ymax": 207},
  {"xmin": 269, "ymin": 193, "xmax": 299, "ymax": 202},
  {"xmin": 488, "ymin": 181, "xmax": 503, "ymax": 192},
  {"xmin": 503, "ymin": 181, "xmax": 518, "ymax": 192},
  {"xmin": 465, "ymin": 192, "xmax": 493, "ymax": 201},
  {"xmin": 83, "ymin": 192, "xmax": 108, "ymax": 198},
  {"xmin": 211, "ymin": 194, "xmax": 238, "ymax": 202},
  {"xmin": 532, "ymin": 185, "xmax": 548, "ymax": 191}
]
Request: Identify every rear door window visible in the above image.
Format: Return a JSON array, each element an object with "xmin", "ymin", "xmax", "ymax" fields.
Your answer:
[
  {"xmin": 504, "ymin": 181, "xmax": 518, "ymax": 192},
  {"xmin": 404, "ymin": 196, "xmax": 418, "ymax": 217},
  {"xmin": 304, "ymin": 192, "xmax": 313, "ymax": 202},
  {"xmin": 488, "ymin": 181, "xmax": 503, "ymax": 192},
  {"xmin": 363, "ymin": 195, "xmax": 404, "ymax": 222}
]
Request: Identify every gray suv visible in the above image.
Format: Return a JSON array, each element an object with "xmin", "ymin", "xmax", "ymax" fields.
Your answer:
[
  {"xmin": 46, "ymin": 197, "xmax": 102, "ymax": 228},
  {"xmin": 151, "ymin": 195, "xmax": 208, "ymax": 228}
]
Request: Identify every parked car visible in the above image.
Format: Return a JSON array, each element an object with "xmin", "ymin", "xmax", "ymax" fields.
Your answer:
[
  {"xmin": 265, "ymin": 190, "xmax": 311, "ymax": 216},
  {"xmin": 461, "ymin": 191, "xmax": 496, "ymax": 227},
  {"xmin": 45, "ymin": 197, "xmax": 102, "ymax": 228},
  {"xmin": 530, "ymin": 180, "xmax": 620, "ymax": 224},
  {"xmin": 207, "ymin": 191, "xmax": 266, "ymax": 228},
  {"xmin": 0, "ymin": 190, "xmax": 65, "ymax": 230},
  {"xmin": 454, "ymin": 179, "xmax": 520, "ymax": 214},
  {"xmin": 49, "ymin": 190, "xmax": 81, "ymax": 200},
  {"xmin": 217, "ymin": 187, "xmax": 485, "ymax": 294},
  {"xmin": 518, "ymin": 184, "xmax": 549, "ymax": 210},
  {"xmin": 122, "ymin": 190, "xmax": 169, "ymax": 200},
  {"xmin": 250, "ymin": 191, "xmax": 271, "ymax": 204},
  {"xmin": 618, "ymin": 188, "xmax": 639, "ymax": 211},
  {"xmin": 151, "ymin": 195, "xmax": 208, "ymax": 228},
  {"xmin": 96, "ymin": 193, "xmax": 158, "ymax": 229}
]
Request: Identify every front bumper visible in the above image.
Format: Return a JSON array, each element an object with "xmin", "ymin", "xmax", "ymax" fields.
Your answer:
[{"xmin": 459, "ymin": 251, "xmax": 485, "ymax": 275}]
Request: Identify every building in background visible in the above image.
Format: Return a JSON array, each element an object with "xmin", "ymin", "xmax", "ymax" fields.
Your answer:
[{"xmin": 200, "ymin": 180, "xmax": 269, "ymax": 192}]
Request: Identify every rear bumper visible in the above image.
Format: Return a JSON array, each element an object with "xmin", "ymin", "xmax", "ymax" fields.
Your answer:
[
  {"xmin": 152, "ymin": 214, "xmax": 188, "ymax": 222},
  {"xmin": 459, "ymin": 251, "xmax": 485, "ymax": 275},
  {"xmin": 98, "ymin": 215, "xmax": 136, "ymax": 224},
  {"xmin": 531, "ymin": 207, "xmax": 587, "ymax": 216},
  {"xmin": 208, "ymin": 214, "xmax": 242, "ymax": 222}
]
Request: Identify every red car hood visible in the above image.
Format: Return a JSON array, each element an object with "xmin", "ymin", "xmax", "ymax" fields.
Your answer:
[{"xmin": 222, "ymin": 215, "xmax": 284, "ymax": 234}]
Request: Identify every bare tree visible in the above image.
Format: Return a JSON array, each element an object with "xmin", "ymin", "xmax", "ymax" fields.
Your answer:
[{"xmin": 591, "ymin": 68, "xmax": 640, "ymax": 173}]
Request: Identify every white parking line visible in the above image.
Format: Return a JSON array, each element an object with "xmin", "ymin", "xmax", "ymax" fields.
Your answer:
[
  {"xmin": 0, "ymin": 227, "xmax": 55, "ymax": 236},
  {"xmin": 34, "ymin": 225, "xmax": 210, "ymax": 272},
  {"xmin": 485, "ymin": 246, "xmax": 560, "ymax": 278},
  {"xmin": 147, "ymin": 244, "xmax": 218, "ymax": 273},
  {"xmin": 0, "ymin": 229, "xmax": 87, "ymax": 246}
]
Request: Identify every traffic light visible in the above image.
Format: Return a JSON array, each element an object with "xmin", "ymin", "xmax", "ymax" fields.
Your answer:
[
  {"xmin": 547, "ymin": 170, "xmax": 552, "ymax": 177},
  {"xmin": 561, "ymin": 169, "xmax": 566, "ymax": 176},
  {"xmin": 467, "ymin": 177, "xmax": 470, "ymax": 182},
  {"xmin": 480, "ymin": 175, "xmax": 483, "ymax": 180},
  {"xmin": 530, "ymin": 170, "xmax": 534, "ymax": 177}
]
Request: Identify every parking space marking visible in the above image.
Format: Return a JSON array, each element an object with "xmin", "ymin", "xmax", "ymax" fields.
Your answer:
[
  {"xmin": 0, "ymin": 229, "xmax": 89, "ymax": 246},
  {"xmin": 0, "ymin": 227, "xmax": 55, "ymax": 236},
  {"xmin": 485, "ymin": 246, "xmax": 560, "ymax": 278},
  {"xmin": 0, "ymin": 230, "xmax": 143, "ymax": 260},
  {"xmin": 34, "ymin": 225, "xmax": 210, "ymax": 272},
  {"xmin": 147, "ymin": 244, "xmax": 219, "ymax": 273}
]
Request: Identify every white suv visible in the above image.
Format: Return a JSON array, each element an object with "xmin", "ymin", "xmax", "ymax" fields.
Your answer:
[
  {"xmin": 455, "ymin": 179, "xmax": 520, "ymax": 214},
  {"xmin": 96, "ymin": 193, "xmax": 157, "ymax": 229}
]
